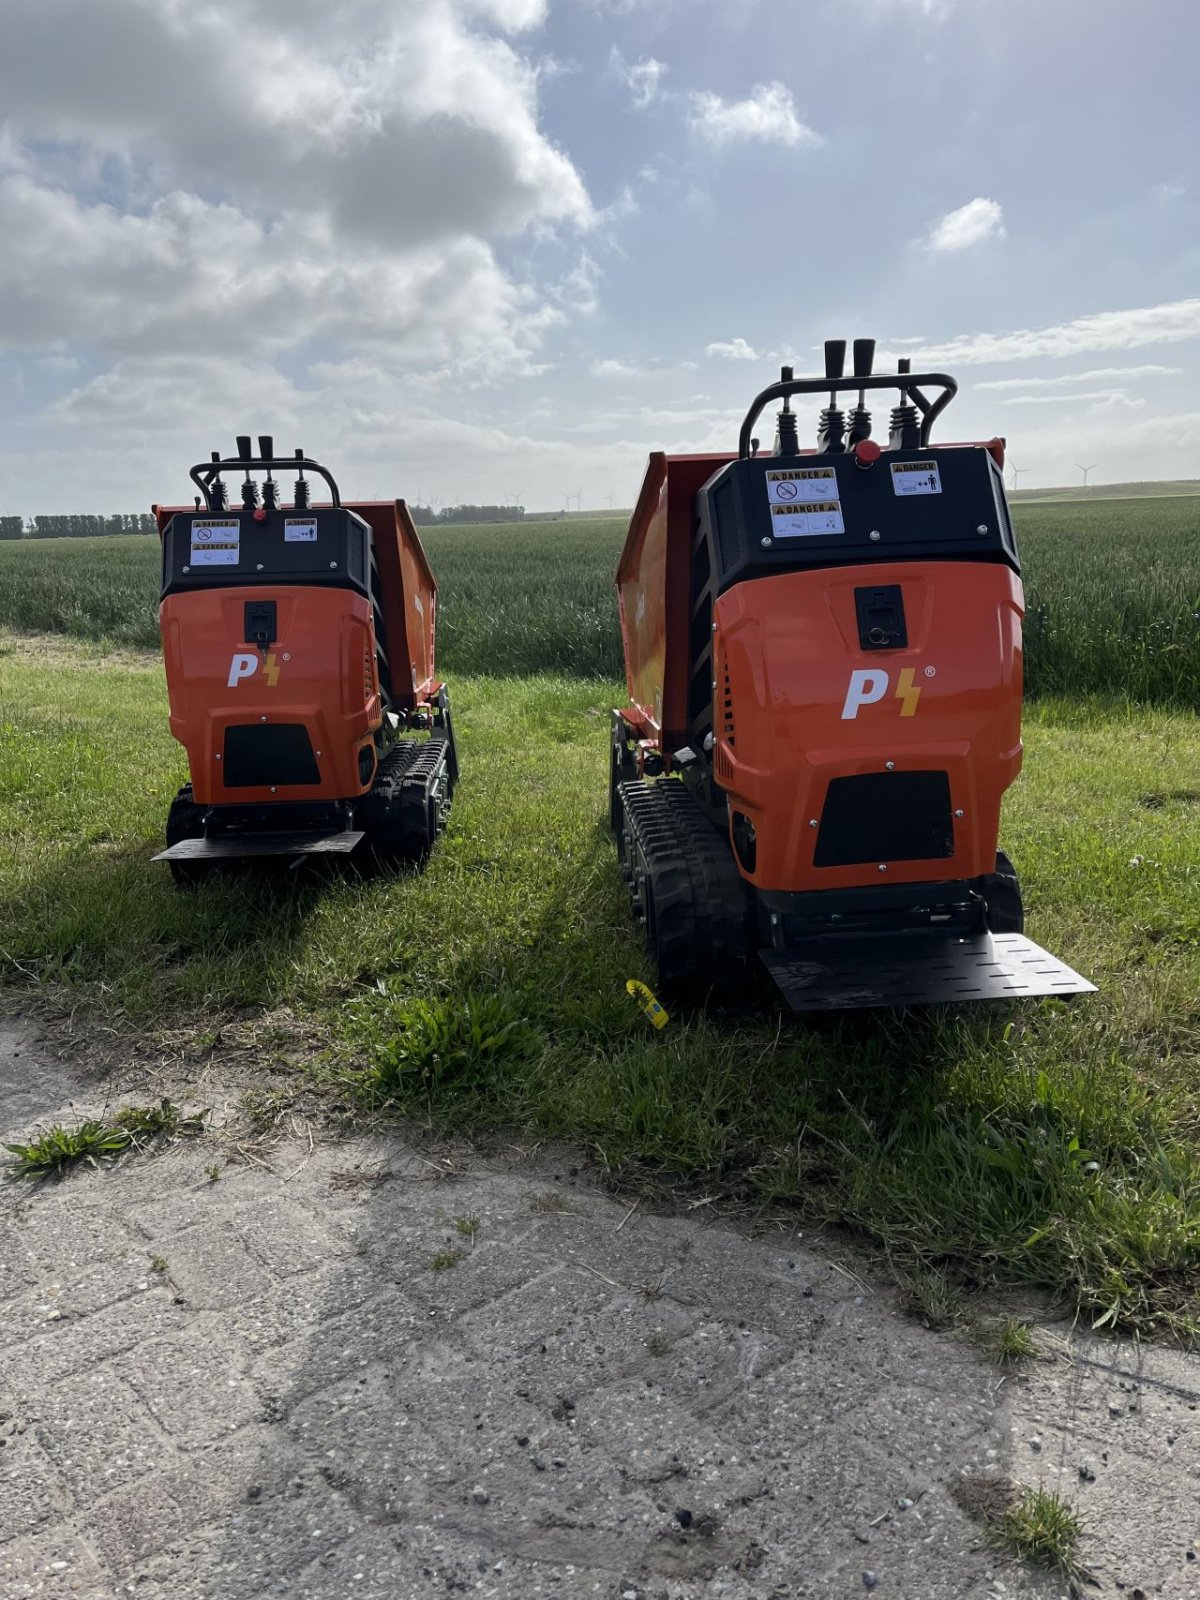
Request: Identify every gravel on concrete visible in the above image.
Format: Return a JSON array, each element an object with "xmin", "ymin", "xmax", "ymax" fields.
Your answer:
[{"xmin": 2, "ymin": 1018, "xmax": 1199, "ymax": 1599}]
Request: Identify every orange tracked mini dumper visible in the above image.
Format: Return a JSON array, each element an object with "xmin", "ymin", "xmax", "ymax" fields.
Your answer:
[
  {"xmin": 611, "ymin": 341, "xmax": 1095, "ymax": 1011},
  {"xmin": 153, "ymin": 437, "xmax": 457, "ymax": 884}
]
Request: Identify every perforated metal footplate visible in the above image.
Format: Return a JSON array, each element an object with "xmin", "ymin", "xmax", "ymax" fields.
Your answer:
[
  {"xmin": 762, "ymin": 933, "xmax": 1095, "ymax": 1012},
  {"xmin": 154, "ymin": 830, "xmax": 364, "ymax": 861}
]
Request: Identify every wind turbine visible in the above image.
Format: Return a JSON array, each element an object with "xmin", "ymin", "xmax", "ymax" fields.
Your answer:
[
  {"xmin": 605, "ymin": 491, "xmax": 616, "ymax": 511},
  {"xmin": 1076, "ymin": 463, "xmax": 1097, "ymax": 488},
  {"xmin": 1009, "ymin": 464, "xmax": 1028, "ymax": 490}
]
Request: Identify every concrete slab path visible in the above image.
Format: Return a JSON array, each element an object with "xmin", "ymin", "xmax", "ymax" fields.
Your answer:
[{"xmin": 2, "ymin": 1021, "xmax": 1198, "ymax": 1599}]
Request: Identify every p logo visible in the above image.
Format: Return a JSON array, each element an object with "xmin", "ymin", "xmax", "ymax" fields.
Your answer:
[
  {"xmin": 840, "ymin": 667, "xmax": 922, "ymax": 719},
  {"xmin": 227, "ymin": 652, "xmax": 282, "ymax": 688},
  {"xmin": 228, "ymin": 652, "xmax": 258, "ymax": 688},
  {"xmin": 840, "ymin": 669, "xmax": 888, "ymax": 720}
]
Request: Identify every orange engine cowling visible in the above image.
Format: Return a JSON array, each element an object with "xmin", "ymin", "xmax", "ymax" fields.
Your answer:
[
  {"xmin": 160, "ymin": 585, "xmax": 383, "ymax": 807},
  {"xmin": 712, "ymin": 560, "xmax": 1024, "ymax": 892}
]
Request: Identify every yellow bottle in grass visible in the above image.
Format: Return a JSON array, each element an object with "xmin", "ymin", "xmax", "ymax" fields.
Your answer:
[{"xmin": 627, "ymin": 979, "xmax": 669, "ymax": 1029}]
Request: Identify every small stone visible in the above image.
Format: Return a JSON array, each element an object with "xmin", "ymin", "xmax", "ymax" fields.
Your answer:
[
  {"xmin": 1078, "ymin": 1461, "xmax": 1096, "ymax": 1483},
  {"xmin": 471, "ymin": 1485, "xmax": 489, "ymax": 1505},
  {"xmin": 863, "ymin": 1572, "xmax": 879, "ymax": 1590},
  {"xmin": 674, "ymin": 1508, "xmax": 693, "ymax": 1529},
  {"xmin": 1108, "ymin": 1401, "xmax": 1123, "ymax": 1417},
  {"xmin": 1029, "ymin": 1436, "xmax": 1042, "ymax": 1453},
  {"xmin": 896, "ymin": 1497, "xmax": 913, "ymax": 1510}
]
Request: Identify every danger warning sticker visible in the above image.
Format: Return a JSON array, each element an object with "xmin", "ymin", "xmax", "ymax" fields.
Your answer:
[
  {"xmin": 190, "ymin": 518, "xmax": 240, "ymax": 567},
  {"xmin": 766, "ymin": 467, "xmax": 839, "ymax": 506},
  {"xmin": 284, "ymin": 518, "xmax": 318, "ymax": 543},
  {"xmin": 770, "ymin": 502, "xmax": 845, "ymax": 537},
  {"xmin": 891, "ymin": 462, "xmax": 942, "ymax": 496}
]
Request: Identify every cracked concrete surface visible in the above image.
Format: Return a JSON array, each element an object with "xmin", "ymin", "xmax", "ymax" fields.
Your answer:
[{"xmin": 1, "ymin": 1019, "xmax": 1198, "ymax": 1599}]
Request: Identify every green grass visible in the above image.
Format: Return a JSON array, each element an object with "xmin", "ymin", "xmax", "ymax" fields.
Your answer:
[
  {"xmin": 3, "ymin": 1119, "xmax": 132, "ymax": 1179},
  {"xmin": 989, "ymin": 1317, "xmax": 1039, "ymax": 1365},
  {"xmin": 2, "ymin": 497, "xmax": 1198, "ymax": 699},
  {"xmin": 2, "ymin": 1098, "xmax": 203, "ymax": 1179},
  {"xmin": 995, "ymin": 1485, "xmax": 1087, "ymax": 1579},
  {"xmin": 3, "ymin": 635, "xmax": 1200, "ymax": 1336}
]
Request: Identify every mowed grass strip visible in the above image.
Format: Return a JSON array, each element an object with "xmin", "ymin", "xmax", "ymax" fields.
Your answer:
[
  {"xmin": 2, "ymin": 633, "xmax": 1200, "ymax": 1337},
  {"xmin": 1, "ymin": 495, "xmax": 1199, "ymax": 698}
]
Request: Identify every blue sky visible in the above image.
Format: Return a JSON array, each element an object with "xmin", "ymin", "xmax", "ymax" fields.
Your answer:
[{"xmin": 0, "ymin": 0, "xmax": 1196, "ymax": 514}]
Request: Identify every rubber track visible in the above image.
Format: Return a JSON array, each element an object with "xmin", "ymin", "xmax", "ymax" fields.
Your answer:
[
  {"xmin": 363, "ymin": 736, "xmax": 452, "ymax": 860},
  {"xmin": 616, "ymin": 779, "xmax": 752, "ymax": 995}
]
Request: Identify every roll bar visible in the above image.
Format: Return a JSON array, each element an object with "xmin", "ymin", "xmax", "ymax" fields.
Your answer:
[
  {"xmin": 189, "ymin": 436, "xmax": 342, "ymax": 510},
  {"xmin": 737, "ymin": 369, "xmax": 958, "ymax": 459}
]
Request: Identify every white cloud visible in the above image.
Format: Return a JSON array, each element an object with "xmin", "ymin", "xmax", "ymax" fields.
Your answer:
[
  {"xmin": 926, "ymin": 197, "xmax": 1005, "ymax": 253},
  {"xmin": 998, "ymin": 390, "xmax": 1146, "ymax": 408},
  {"xmin": 705, "ymin": 338, "xmax": 760, "ymax": 361},
  {"xmin": 911, "ymin": 298, "xmax": 1200, "ymax": 367},
  {"xmin": 976, "ymin": 365, "xmax": 1181, "ymax": 392},
  {"xmin": 590, "ymin": 358, "xmax": 650, "ymax": 379},
  {"xmin": 610, "ymin": 48, "xmax": 668, "ymax": 108},
  {"xmin": 689, "ymin": 83, "xmax": 820, "ymax": 148}
]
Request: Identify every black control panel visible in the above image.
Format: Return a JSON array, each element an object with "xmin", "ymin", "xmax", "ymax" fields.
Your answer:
[
  {"xmin": 697, "ymin": 445, "xmax": 1018, "ymax": 596},
  {"xmin": 160, "ymin": 506, "xmax": 372, "ymax": 600}
]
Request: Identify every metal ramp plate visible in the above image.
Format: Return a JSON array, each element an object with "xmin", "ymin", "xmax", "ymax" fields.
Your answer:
[
  {"xmin": 153, "ymin": 830, "xmax": 365, "ymax": 862},
  {"xmin": 761, "ymin": 933, "xmax": 1096, "ymax": 1013}
]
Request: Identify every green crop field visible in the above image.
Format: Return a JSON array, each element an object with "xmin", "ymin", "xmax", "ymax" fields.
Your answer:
[
  {"xmin": 2, "ymin": 498, "xmax": 1200, "ymax": 1338},
  {"xmin": 1, "ymin": 497, "xmax": 1199, "ymax": 698}
]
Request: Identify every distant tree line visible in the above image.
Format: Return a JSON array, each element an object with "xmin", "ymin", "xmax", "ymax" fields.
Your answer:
[
  {"xmin": 0, "ymin": 513, "xmax": 158, "ymax": 540},
  {"xmin": 408, "ymin": 504, "xmax": 524, "ymax": 525}
]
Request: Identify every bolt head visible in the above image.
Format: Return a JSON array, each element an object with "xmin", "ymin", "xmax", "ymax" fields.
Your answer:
[
  {"xmin": 182, "ymin": 565, "xmax": 191, "ymax": 574},
  {"xmin": 878, "ymin": 863, "xmax": 888, "ymax": 872},
  {"xmin": 760, "ymin": 537, "xmax": 773, "ymax": 548},
  {"xmin": 270, "ymin": 786, "xmax": 277, "ymax": 794},
  {"xmin": 215, "ymin": 753, "xmax": 222, "ymax": 761},
  {"xmin": 954, "ymin": 808, "xmax": 964, "ymax": 818},
  {"xmin": 885, "ymin": 761, "xmax": 895, "ymax": 771},
  {"xmin": 329, "ymin": 560, "xmax": 338, "ymax": 568},
  {"xmin": 869, "ymin": 530, "xmax": 881, "ymax": 542},
  {"xmin": 809, "ymin": 818, "xmax": 818, "ymax": 828},
  {"xmin": 256, "ymin": 563, "xmax": 264, "ymax": 571},
  {"xmin": 977, "ymin": 524, "xmax": 989, "ymax": 535},
  {"xmin": 260, "ymin": 715, "xmax": 268, "ymax": 723}
]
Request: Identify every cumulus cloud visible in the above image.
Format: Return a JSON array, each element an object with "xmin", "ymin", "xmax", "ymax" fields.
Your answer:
[
  {"xmin": 610, "ymin": 48, "xmax": 668, "ymax": 108},
  {"xmin": 912, "ymin": 298, "xmax": 1200, "ymax": 366},
  {"xmin": 926, "ymin": 197, "xmax": 1005, "ymax": 252},
  {"xmin": 0, "ymin": 0, "xmax": 591, "ymax": 377},
  {"xmin": 689, "ymin": 83, "xmax": 820, "ymax": 148},
  {"xmin": 705, "ymin": 338, "xmax": 760, "ymax": 361},
  {"xmin": 0, "ymin": 0, "xmax": 608, "ymax": 507}
]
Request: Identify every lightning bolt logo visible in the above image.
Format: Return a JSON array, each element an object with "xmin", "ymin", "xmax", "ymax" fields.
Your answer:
[
  {"xmin": 263, "ymin": 653, "xmax": 280, "ymax": 688},
  {"xmin": 894, "ymin": 667, "xmax": 920, "ymax": 717}
]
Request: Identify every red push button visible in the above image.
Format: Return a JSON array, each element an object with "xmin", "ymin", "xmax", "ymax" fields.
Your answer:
[
  {"xmin": 854, "ymin": 439, "xmax": 882, "ymax": 468},
  {"xmin": 253, "ymin": 507, "xmax": 268, "ymax": 522}
]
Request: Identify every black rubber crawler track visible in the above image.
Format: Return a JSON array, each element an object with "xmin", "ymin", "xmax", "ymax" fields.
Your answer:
[
  {"xmin": 615, "ymin": 778, "xmax": 754, "ymax": 998},
  {"xmin": 363, "ymin": 735, "xmax": 453, "ymax": 863}
]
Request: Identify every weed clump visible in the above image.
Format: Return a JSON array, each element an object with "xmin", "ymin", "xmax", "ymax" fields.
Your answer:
[
  {"xmin": 995, "ymin": 1485, "xmax": 1087, "ymax": 1578},
  {"xmin": 4, "ymin": 1100, "xmax": 206, "ymax": 1181},
  {"xmin": 364, "ymin": 988, "xmax": 542, "ymax": 1102}
]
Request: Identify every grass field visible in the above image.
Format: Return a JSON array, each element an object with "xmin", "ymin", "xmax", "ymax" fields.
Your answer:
[
  {"xmin": 1, "ymin": 496, "xmax": 1199, "ymax": 698},
  {"xmin": 2, "ymin": 502, "xmax": 1200, "ymax": 1339}
]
